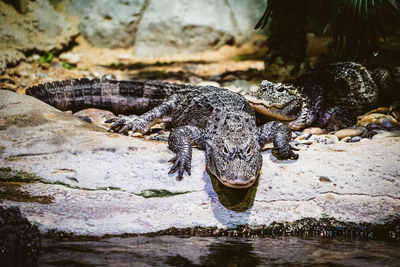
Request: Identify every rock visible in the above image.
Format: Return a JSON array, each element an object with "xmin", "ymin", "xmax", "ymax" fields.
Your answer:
[
  {"xmin": 222, "ymin": 79, "xmax": 252, "ymax": 94},
  {"xmin": 358, "ymin": 112, "xmax": 398, "ymax": 128},
  {"xmin": 1, "ymin": 90, "xmax": 400, "ymax": 236},
  {"xmin": 335, "ymin": 128, "xmax": 364, "ymax": 140},
  {"xmin": 63, "ymin": 0, "xmax": 145, "ymax": 48},
  {"xmin": 308, "ymin": 134, "xmax": 339, "ymax": 145},
  {"xmin": 196, "ymin": 81, "xmax": 221, "ymax": 87},
  {"xmin": 349, "ymin": 136, "xmax": 362, "ymax": 143},
  {"xmin": 134, "ymin": 0, "xmax": 267, "ymax": 57},
  {"xmin": 341, "ymin": 136, "xmax": 351, "ymax": 142},
  {"xmin": 59, "ymin": 52, "xmax": 80, "ymax": 65},
  {"xmin": 303, "ymin": 127, "xmax": 323, "ymax": 135},
  {"xmin": 74, "ymin": 108, "xmax": 116, "ymax": 128},
  {"xmin": 0, "ymin": 0, "xmax": 78, "ymax": 72},
  {"xmin": 372, "ymin": 131, "xmax": 400, "ymax": 139},
  {"xmin": 0, "ymin": 49, "xmax": 26, "ymax": 74},
  {"xmin": 14, "ymin": 62, "xmax": 34, "ymax": 77}
]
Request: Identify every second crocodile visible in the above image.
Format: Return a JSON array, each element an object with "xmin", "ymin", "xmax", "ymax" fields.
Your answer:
[{"xmin": 246, "ymin": 62, "xmax": 400, "ymax": 131}]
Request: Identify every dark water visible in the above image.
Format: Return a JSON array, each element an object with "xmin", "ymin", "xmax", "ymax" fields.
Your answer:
[{"xmin": 38, "ymin": 236, "xmax": 400, "ymax": 266}]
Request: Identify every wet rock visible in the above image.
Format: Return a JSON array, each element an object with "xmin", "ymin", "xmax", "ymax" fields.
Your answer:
[
  {"xmin": 303, "ymin": 127, "xmax": 323, "ymax": 135},
  {"xmin": 334, "ymin": 128, "xmax": 363, "ymax": 140},
  {"xmin": 0, "ymin": 206, "xmax": 40, "ymax": 266}
]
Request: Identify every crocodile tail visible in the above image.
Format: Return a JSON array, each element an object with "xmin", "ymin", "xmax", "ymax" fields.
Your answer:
[{"xmin": 26, "ymin": 78, "xmax": 178, "ymax": 115}]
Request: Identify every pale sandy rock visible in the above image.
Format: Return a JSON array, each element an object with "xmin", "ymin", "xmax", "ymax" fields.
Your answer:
[
  {"xmin": 335, "ymin": 128, "xmax": 364, "ymax": 140},
  {"xmin": 341, "ymin": 136, "xmax": 351, "ymax": 142},
  {"xmin": 303, "ymin": 127, "xmax": 323, "ymax": 135},
  {"xmin": 59, "ymin": 52, "xmax": 81, "ymax": 65},
  {"xmin": 1, "ymin": 90, "xmax": 399, "ymax": 236},
  {"xmin": 15, "ymin": 62, "xmax": 34, "ymax": 77},
  {"xmin": 372, "ymin": 131, "xmax": 400, "ymax": 139}
]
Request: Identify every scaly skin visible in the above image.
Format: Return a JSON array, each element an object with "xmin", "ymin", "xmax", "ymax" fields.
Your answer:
[
  {"xmin": 26, "ymin": 77, "xmax": 298, "ymax": 188},
  {"xmin": 246, "ymin": 62, "xmax": 400, "ymax": 131}
]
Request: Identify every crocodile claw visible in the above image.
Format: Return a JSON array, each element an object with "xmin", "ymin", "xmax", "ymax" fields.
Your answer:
[
  {"xmin": 168, "ymin": 153, "xmax": 191, "ymax": 180},
  {"xmin": 108, "ymin": 118, "xmax": 147, "ymax": 134},
  {"xmin": 108, "ymin": 118, "xmax": 128, "ymax": 132}
]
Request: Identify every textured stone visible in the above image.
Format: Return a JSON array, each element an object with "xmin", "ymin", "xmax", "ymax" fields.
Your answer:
[
  {"xmin": 0, "ymin": 0, "xmax": 78, "ymax": 72},
  {"xmin": 303, "ymin": 127, "xmax": 323, "ymax": 135},
  {"xmin": 1, "ymin": 90, "xmax": 399, "ymax": 236},
  {"xmin": 134, "ymin": 0, "xmax": 267, "ymax": 57},
  {"xmin": 63, "ymin": 0, "xmax": 145, "ymax": 48}
]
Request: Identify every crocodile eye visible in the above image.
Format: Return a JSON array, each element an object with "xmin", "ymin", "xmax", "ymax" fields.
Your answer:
[
  {"xmin": 223, "ymin": 146, "xmax": 229, "ymax": 155},
  {"xmin": 246, "ymin": 146, "xmax": 252, "ymax": 156}
]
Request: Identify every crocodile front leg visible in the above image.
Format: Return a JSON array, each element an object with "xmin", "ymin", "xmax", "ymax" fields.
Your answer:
[
  {"xmin": 109, "ymin": 95, "xmax": 181, "ymax": 134},
  {"xmin": 258, "ymin": 121, "xmax": 298, "ymax": 160},
  {"xmin": 168, "ymin": 125, "xmax": 205, "ymax": 179}
]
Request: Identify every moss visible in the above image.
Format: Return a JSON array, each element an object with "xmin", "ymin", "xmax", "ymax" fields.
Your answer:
[
  {"xmin": 0, "ymin": 167, "xmax": 122, "ymax": 192},
  {"xmin": 233, "ymin": 54, "xmax": 251, "ymax": 61},
  {"xmin": 0, "ymin": 182, "xmax": 54, "ymax": 204},
  {"xmin": 0, "ymin": 167, "xmax": 45, "ymax": 183},
  {"xmin": 62, "ymin": 62, "xmax": 75, "ymax": 69},
  {"xmin": 137, "ymin": 189, "xmax": 190, "ymax": 198}
]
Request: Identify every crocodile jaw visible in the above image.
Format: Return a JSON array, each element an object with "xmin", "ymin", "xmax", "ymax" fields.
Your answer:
[{"xmin": 244, "ymin": 95, "xmax": 300, "ymax": 121}]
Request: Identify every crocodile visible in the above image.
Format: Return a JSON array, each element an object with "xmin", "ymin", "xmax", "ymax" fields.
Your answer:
[
  {"xmin": 245, "ymin": 62, "xmax": 400, "ymax": 131},
  {"xmin": 26, "ymin": 78, "xmax": 298, "ymax": 188}
]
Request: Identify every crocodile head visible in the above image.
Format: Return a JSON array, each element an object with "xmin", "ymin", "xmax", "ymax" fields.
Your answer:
[
  {"xmin": 204, "ymin": 113, "xmax": 262, "ymax": 189},
  {"xmin": 245, "ymin": 80, "xmax": 303, "ymax": 122}
]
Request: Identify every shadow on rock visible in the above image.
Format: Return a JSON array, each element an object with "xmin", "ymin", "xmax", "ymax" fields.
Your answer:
[
  {"xmin": 207, "ymin": 170, "xmax": 258, "ymax": 212},
  {"xmin": 202, "ymin": 170, "xmax": 258, "ymax": 227}
]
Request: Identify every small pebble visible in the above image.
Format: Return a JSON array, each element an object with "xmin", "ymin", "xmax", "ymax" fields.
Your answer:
[
  {"xmin": 334, "ymin": 128, "xmax": 363, "ymax": 140},
  {"xmin": 15, "ymin": 62, "xmax": 34, "ymax": 77},
  {"xmin": 309, "ymin": 134, "xmax": 338, "ymax": 145},
  {"xmin": 130, "ymin": 132, "xmax": 143, "ymax": 138},
  {"xmin": 59, "ymin": 52, "xmax": 80, "ymax": 64},
  {"xmin": 303, "ymin": 127, "xmax": 323, "ymax": 135},
  {"xmin": 349, "ymin": 136, "xmax": 362, "ymax": 143},
  {"xmin": 74, "ymin": 108, "xmax": 116, "ymax": 126},
  {"xmin": 341, "ymin": 136, "xmax": 351, "ymax": 142}
]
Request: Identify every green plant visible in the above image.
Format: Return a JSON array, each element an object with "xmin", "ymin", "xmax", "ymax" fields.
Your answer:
[{"xmin": 39, "ymin": 51, "xmax": 54, "ymax": 63}]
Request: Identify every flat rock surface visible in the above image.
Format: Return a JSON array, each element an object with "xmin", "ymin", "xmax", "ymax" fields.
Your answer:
[{"xmin": 0, "ymin": 90, "xmax": 399, "ymax": 236}]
